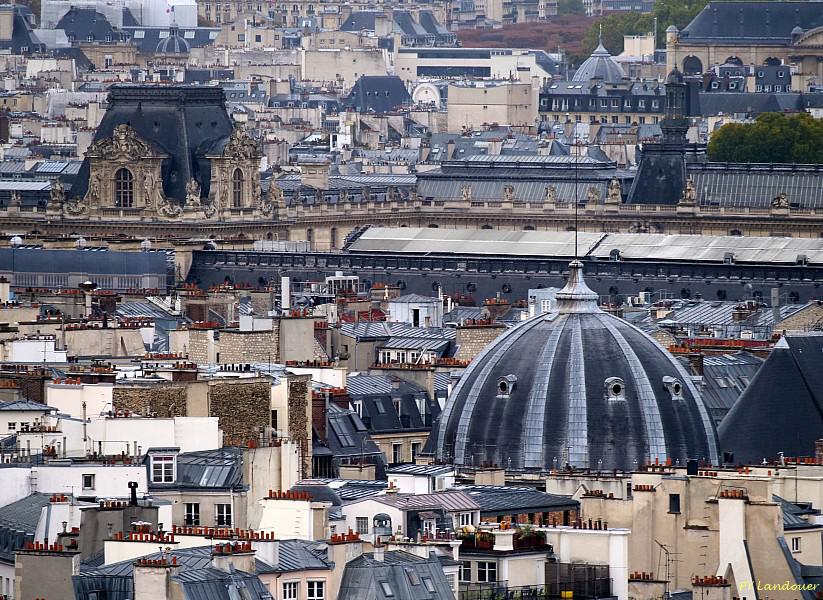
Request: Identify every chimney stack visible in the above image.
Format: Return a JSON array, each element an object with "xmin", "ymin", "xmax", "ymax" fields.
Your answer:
[{"xmin": 128, "ymin": 481, "xmax": 139, "ymax": 506}]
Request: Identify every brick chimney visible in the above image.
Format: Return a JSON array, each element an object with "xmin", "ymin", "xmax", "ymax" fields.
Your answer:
[
  {"xmin": 211, "ymin": 542, "xmax": 256, "ymax": 574},
  {"xmin": 312, "ymin": 391, "xmax": 329, "ymax": 441}
]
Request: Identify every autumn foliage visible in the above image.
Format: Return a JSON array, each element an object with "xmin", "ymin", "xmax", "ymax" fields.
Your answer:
[{"xmin": 456, "ymin": 17, "xmax": 596, "ymax": 63}]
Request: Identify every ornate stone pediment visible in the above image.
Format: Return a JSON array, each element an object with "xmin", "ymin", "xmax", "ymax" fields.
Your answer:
[
  {"xmin": 223, "ymin": 127, "xmax": 260, "ymax": 161},
  {"xmin": 792, "ymin": 27, "xmax": 823, "ymax": 47},
  {"xmin": 86, "ymin": 124, "xmax": 156, "ymax": 161}
]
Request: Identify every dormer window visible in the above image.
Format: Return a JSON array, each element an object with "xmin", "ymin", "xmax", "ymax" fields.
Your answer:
[
  {"xmin": 497, "ymin": 374, "xmax": 517, "ymax": 395},
  {"xmin": 151, "ymin": 455, "xmax": 176, "ymax": 483},
  {"xmin": 663, "ymin": 376, "xmax": 683, "ymax": 399}
]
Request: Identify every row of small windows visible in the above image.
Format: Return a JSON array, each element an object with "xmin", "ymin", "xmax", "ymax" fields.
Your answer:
[{"xmin": 544, "ymin": 97, "xmax": 660, "ymax": 111}]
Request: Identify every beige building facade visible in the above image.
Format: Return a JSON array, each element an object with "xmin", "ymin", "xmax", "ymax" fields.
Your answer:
[{"xmin": 447, "ymin": 82, "xmax": 539, "ymax": 133}]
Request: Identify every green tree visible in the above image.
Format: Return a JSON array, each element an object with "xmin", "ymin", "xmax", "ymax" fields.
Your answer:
[
  {"xmin": 651, "ymin": 0, "xmax": 705, "ymax": 45},
  {"xmin": 707, "ymin": 113, "xmax": 823, "ymax": 164},
  {"xmin": 580, "ymin": 12, "xmax": 653, "ymax": 58},
  {"xmin": 558, "ymin": 0, "xmax": 585, "ymax": 16}
]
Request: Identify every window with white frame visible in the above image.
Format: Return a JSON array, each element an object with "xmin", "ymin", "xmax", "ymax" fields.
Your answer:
[
  {"xmin": 307, "ymin": 580, "xmax": 325, "ymax": 600},
  {"xmin": 82, "ymin": 474, "xmax": 95, "ymax": 490},
  {"xmin": 792, "ymin": 536, "xmax": 801, "ymax": 552},
  {"xmin": 184, "ymin": 503, "xmax": 200, "ymax": 526},
  {"xmin": 392, "ymin": 443, "xmax": 403, "ymax": 464},
  {"xmin": 282, "ymin": 581, "xmax": 298, "ymax": 600},
  {"xmin": 7, "ymin": 422, "xmax": 15, "ymax": 431},
  {"xmin": 459, "ymin": 512, "xmax": 473, "ymax": 526},
  {"xmin": 216, "ymin": 503, "xmax": 232, "ymax": 526},
  {"xmin": 151, "ymin": 455, "xmax": 175, "ymax": 483},
  {"xmin": 477, "ymin": 561, "xmax": 497, "ymax": 582},
  {"xmin": 355, "ymin": 517, "xmax": 369, "ymax": 534},
  {"xmin": 460, "ymin": 561, "xmax": 471, "ymax": 582}
]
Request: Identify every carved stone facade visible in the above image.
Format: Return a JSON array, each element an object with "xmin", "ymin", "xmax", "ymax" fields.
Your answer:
[{"xmin": 55, "ymin": 124, "xmax": 273, "ymax": 223}]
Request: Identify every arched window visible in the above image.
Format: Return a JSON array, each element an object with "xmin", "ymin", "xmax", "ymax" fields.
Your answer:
[
  {"xmin": 232, "ymin": 168, "xmax": 243, "ymax": 208},
  {"xmin": 114, "ymin": 168, "xmax": 133, "ymax": 207},
  {"xmin": 682, "ymin": 55, "xmax": 703, "ymax": 75}
]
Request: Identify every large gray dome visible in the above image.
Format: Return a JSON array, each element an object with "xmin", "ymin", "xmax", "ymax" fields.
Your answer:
[
  {"xmin": 431, "ymin": 261, "xmax": 719, "ymax": 472},
  {"xmin": 572, "ymin": 43, "xmax": 625, "ymax": 84}
]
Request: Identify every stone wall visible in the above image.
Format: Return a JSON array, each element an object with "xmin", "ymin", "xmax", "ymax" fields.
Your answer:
[
  {"xmin": 218, "ymin": 328, "xmax": 280, "ymax": 363},
  {"xmin": 287, "ymin": 375, "xmax": 311, "ymax": 478},
  {"xmin": 210, "ymin": 380, "xmax": 271, "ymax": 445},
  {"xmin": 113, "ymin": 385, "xmax": 188, "ymax": 417},
  {"xmin": 187, "ymin": 329, "xmax": 211, "ymax": 364},
  {"xmin": 455, "ymin": 325, "xmax": 506, "ymax": 361},
  {"xmin": 777, "ymin": 302, "xmax": 823, "ymax": 332}
]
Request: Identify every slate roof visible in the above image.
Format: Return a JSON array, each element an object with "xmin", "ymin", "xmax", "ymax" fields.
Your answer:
[
  {"xmin": 0, "ymin": 5, "xmax": 45, "ymax": 54},
  {"xmin": 297, "ymin": 478, "xmax": 388, "ymax": 501},
  {"xmin": 340, "ymin": 11, "xmax": 377, "ymax": 31},
  {"xmin": 339, "ymin": 322, "xmax": 456, "ymax": 341},
  {"xmin": 147, "ymin": 447, "xmax": 245, "ymax": 491},
  {"xmin": 0, "ymin": 493, "xmax": 52, "ymax": 563},
  {"xmin": 572, "ymin": 43, "xmax": 625, "ymax": 84},
  {"xmin": 658, "ymin": 300, "xmax": 810, "ymax": 339},
  {"xmin": 338, "ymin": 550, "xmax": 455, "ymax": 600},
  {"xmin": 74, "ymin": 546, "xmax": 272, "ymax": 600},
  {"xmin": 688, "ymin": 162, "xmax": 823, "ymax": 210},
  {"xmin": 692, "ymin": 352, "xmax": 763, "ymax": 425},
  {"xmin": 0, "ymin": 400, "xmax": 53, "ymax": 411},
  {"xmin": 343, "ymin": 76, "xmax": 411, "ymax": 114},
  {"xmin": 56, "ymin": 7, "xmax": 122, "ymax": 43},
  {"xmin": 455, "ymin": 485, "xmax": 579, "ymax": 515},
  {"xmin": 364, "ymin": 490, "xmax": 480, "ymax": 512},
  {"xmin": 386, "ymin": 464, "xmax": 455, "ymax": 476},
  {"xmin": 121, "ymin": 26, "xmax": 220, "ymax": 53},
  {"xmin": 680, "ymin": 1, "xmax": 823, "ymax": 44},
  {"xmin": 417, "ymin": 154, "xmax": 624, "ymax": 204},
  {"xmin": 345, "ymin": 374, "xmax": 440, "ymax": 434},
  {"xmin": 775, "ymin": 495, "xmax": 822, "ymax": 531},
  {"xmin": 0, "ymin": 247, "xmax": 168, "ymax": 276},
  {"xmin": 325, "ymin": 403, "xmax": 381, "ymax": 451},
  {"xmin": 72, "ymin": 85, "xmax": 235, "ymax": 204},
  {"xmin": 719, "ymin": 333, "xmax": 823, "ymax": 464},
  {"xmin": 432, "ymin": 263, "xmax": 720, "ymax": 471},
  {"xmin": 258, "ymin": 538, "xmax": 332, "ymax": 573}
]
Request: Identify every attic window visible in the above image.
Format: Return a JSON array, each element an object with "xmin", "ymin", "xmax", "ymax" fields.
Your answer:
[
  {"xmin": 151, "ymin": 455, "xmax": 175, "ymax": 483},
  {"xmin": 422, "ymin": 578, "xmax": 436, "ymax": 593},
  {"xmin": 497, "ymin": 374, "xmax": 517, "ymax": 395},
  {"xmin": 133, "ymin": 30, "xmax": 145, "ymax": 38},
  {"xmin": 405, "ymin": 569, "xmax": 421, "ymax": 586},
  {"xmin": 184, "ymin": 30, "xmax": 195, "ymax": 39},
  {"xmin": 159, "ymin": 31, "xmax": 170, "ymax": 38},
  {"xmin": 379, "ymin": 582, "xmax": 394, "ymax": 597}
]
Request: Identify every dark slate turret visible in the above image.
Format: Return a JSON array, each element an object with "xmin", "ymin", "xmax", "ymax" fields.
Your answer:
[
  {"xmin": 719, "ymin": 334, "xmax": 823, "ymax": 464},
  {"xmin": 626, "ymin": 67, "xmax": 690, "ymax": 205},
  {"xmin": 73, "ymin": 85, "xmax": 234, "ymax": 203}
]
